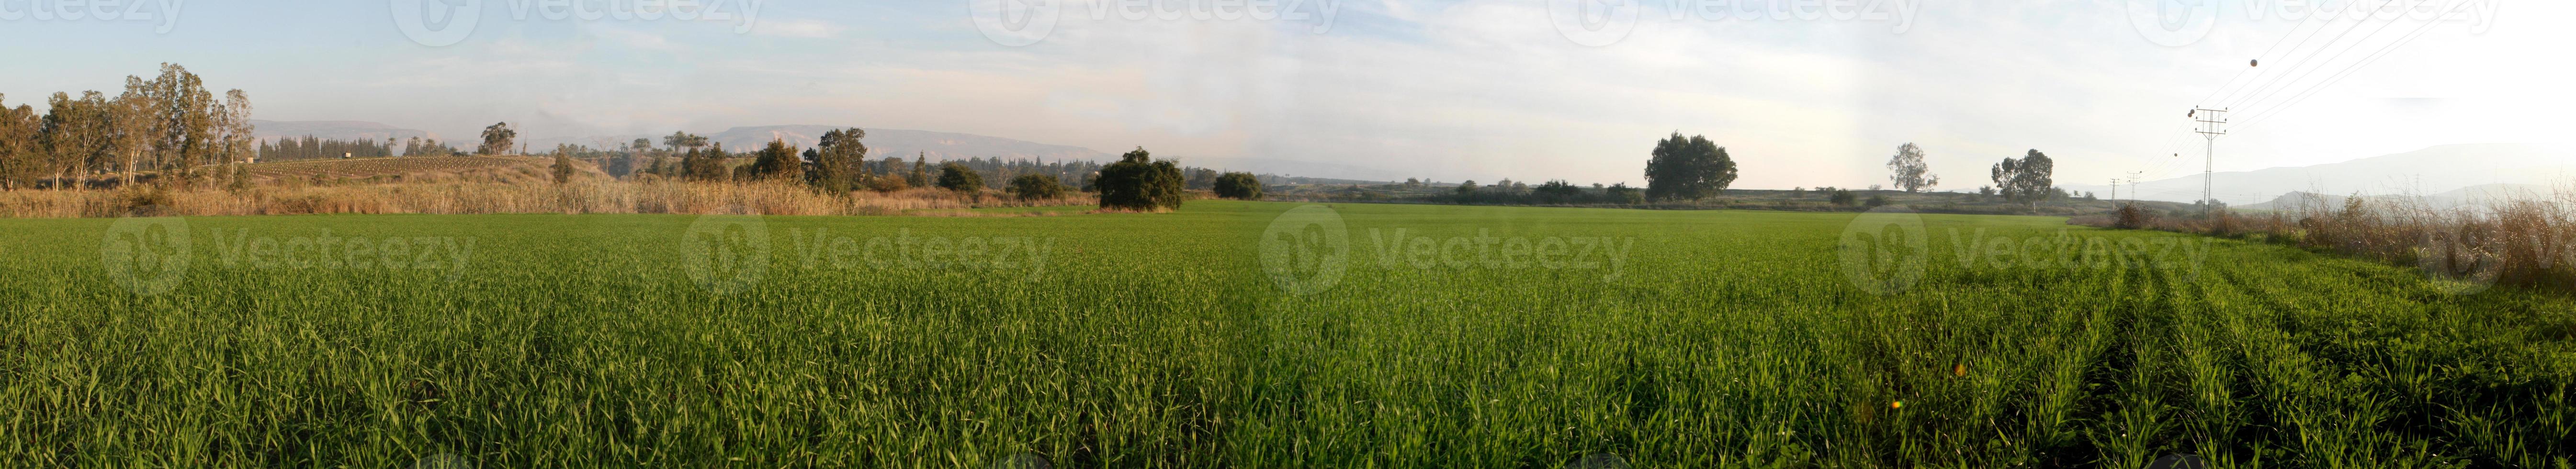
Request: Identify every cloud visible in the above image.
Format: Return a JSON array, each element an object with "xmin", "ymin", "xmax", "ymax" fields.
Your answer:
[{"xmin": 754, "ymin": 19, "xmax": 845, "ymax": 38}]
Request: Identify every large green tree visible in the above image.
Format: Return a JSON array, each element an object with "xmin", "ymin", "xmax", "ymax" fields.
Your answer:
[
  {"xmin": 807, "ymin": 128, "xmax": 868, "ymax": 192},
  {"xmin": 1642, "ymin": 133, "xmax": 1739, "ymax": 201},
  {"xmin": 1213, "ymin": 171, "xmax": 1263, "ymax": 200},
  {"xmin": 1095, "ymin": 147, "xmax": 1185, "ymax": 211},
  {"xmin": 935, "ymin": 162, "xmax": 984, "ymax": 192},
  {"xmin": 748, "ymin": 139, "xmax": 802, "ymax": 180},
  {"xmin": 1990, "ymin": 149, "xmax": 2056, "ymax": 207}
]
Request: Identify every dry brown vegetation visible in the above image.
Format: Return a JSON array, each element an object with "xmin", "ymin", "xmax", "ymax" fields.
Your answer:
[
  {"xmin": 2079, "ymin": 187, "xmax": 2576, "ymax": 291},
  {"xmin": 0, "ymin": 157, "xmax": 1095, "ymax": 218}
]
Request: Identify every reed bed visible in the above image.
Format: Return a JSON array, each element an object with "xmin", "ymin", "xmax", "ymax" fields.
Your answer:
[
  {"xmin": 2080, "ymin": 187, "xmax": 2576, "ymax": 291},
  {"xmin": 0, "ymin": 179, "xmax": 1096, "ymax": 218}
]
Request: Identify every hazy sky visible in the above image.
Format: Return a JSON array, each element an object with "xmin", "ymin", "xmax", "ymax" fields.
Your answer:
[{"xmin": 2, "ymin": 0, "xmax": 2563, "ymax": 194}]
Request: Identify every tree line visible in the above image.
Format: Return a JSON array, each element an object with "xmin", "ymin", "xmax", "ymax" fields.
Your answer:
[{"xmin": 0, "ymin": 63, "xmax": 253, "ymax": 190}]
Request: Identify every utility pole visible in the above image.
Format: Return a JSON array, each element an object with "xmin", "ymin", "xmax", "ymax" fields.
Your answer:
[
  {"xmin": 2109, "ymin": 178, "xmax": 2123, "ymax": 204},
  {"xmin": 2124, "ymin": 171, "xmax": 2144, "ymax": 206},
  {"xmin": 2192, "ymin": 108, "xmax": 2229, "ymax": 217}
]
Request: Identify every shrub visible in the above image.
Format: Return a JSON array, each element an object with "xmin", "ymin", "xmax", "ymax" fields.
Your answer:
[
  {"xmin": 2113, "ymin": 203, "xmax": 2155, "ymax": 229},
  {"xmin": 1213, "ymin": 172, "xmax": 1263, "ymax": 200},
  {"xmin": 1829, "ymin": 189, "xmax": 1858, "ymax": 207},
  {"xmin": 1009, "ymin": 174, "xmax": 1068, "ymax": 201},
  {"xmin": 1096, "ymin": 147, "xmax": 1185, "ymax": 211},
  {"xmin": 936, "ymin": 163, "xmax": 984, "ymax": 192},
  {"xmin": 1864, "ymin": 194, "xmax": 1890, "ymax": 208}
]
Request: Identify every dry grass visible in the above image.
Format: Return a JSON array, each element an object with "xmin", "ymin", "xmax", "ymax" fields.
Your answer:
[
  {"xmin": 0, "ymin": 179, "xmax": 1097, "ymax": 218},
  {"xmin": 2080, "ymin": 186, "xmax": 2576, "ymax": 291}
]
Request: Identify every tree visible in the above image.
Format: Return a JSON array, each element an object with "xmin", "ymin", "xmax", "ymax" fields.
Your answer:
[
  {"xmin": 1186, "ymin": 168, "xmax": 1220, "ymax": 190},
  {"xmin": 1606, "ymin": 182, "xmax": 1644, "ymax": 204},
  {"xmin": 662, "ymin": 132, "xmax": 706, "ymax": 154},
  {"xmin": 1534, "ymin": 179, "xmax": 1582, "ymax": 199},
  {"xmin": 804, "ymin": 128, "xmax": 868, "ymax": 193},
  {"xmin": 907, "ymin": 154, "xmax": 930, "ymax": 188},
  {"xmin": 1643, "ymin": 132, "xmax": 1739, "ymax": 201},
  {"xmin": 1095, "ymin": 147, "xmax": 1186, "ymax": 211},
  {"xmin": 551, "ymin": 153, "xmax": 576, "ymax": 184},
  {"xmin": 1213, "ymin": 171, "xmax": 1263, "ymax": 200},
  {"xmin": 1885, "ymin": 143, "xmax": 1938, "ymax": 192},
  {"xmin": 748, "ymin": 139, "xmax": 802, "ymax": 180},
  {"xmin": 1456, "ymin": 180, "xmax": 1478, "ymax": 194},
  {"xmin": 1990, "ymin": 149, "xmax": 2056, "ymax": 207},
  {"xmin": 936, "ymin": 162, "xmax": 984, "ymax": 192},
  {"xmin": 478, "ymin": 122, "xmax": 517, "ymax": 156},
  {"xmin": 0, "ymin": 95, "xmax": 42, "ymax": 190},
  {"xmin": 684, "ymin": 144, "xmax": 731, "ymax": 182},
  {"xmin": 1008, "ymin": 174, "xmax": 1067, "ymax": 201}
]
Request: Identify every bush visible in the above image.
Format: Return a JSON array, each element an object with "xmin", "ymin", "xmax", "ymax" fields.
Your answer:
[
  {"xmin": 1213, "ymin": 172, "xmax": 1263, "ymax": 200},
  {"xmin": 1829, "ymin": 189, "xmax": 1858, "ymax": 207},
  {"xmin": 1864, "ymin": 194, "xmax": 1890, "ymax": 208},
  {"xmin": 1096, "ymin": 147, "xmax": 1185, "ymax": 211},
  {"xmin": 2113, "ymin": 203, "xmax": 2155, "ymax": 229},
  {"xmin": 1009, "ymin": 174, "xmax": 1068, "ymax": 201},
  {"xmin": 935, "ymin": 163, "xmax": 984, "ymax": 192}
]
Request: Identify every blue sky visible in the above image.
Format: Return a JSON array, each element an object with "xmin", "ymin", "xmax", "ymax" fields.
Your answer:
[{"xmin": 1, "ymin": 0, "xmax": 2562, "ymax": 194}]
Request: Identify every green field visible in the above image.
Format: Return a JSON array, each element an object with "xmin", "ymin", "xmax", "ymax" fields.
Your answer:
[{"xmin": 6, "ymin": 201, "xmax": 2573, "ymax": 467}]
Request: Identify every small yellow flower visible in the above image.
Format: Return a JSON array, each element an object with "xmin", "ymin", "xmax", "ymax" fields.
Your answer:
[{"xmin": 1890, "ymin": 401, "xmax": 1903, "ymax": 409}]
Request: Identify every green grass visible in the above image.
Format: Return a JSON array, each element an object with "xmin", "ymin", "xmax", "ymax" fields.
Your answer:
[{"xmin": 3, "ymin": 201, "xmax": 2571, "ymax": 468}]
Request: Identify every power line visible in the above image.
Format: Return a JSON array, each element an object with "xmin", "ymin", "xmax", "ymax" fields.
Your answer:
[
  {"xmin": 2210, "ymin": 5, "xmax": 2365, "ymax": 106},
  {"xmin": 2198, "ymin": 13, "xmax": 2333, "ymax": 107},
  {"xmin": 2234, "ymin": 14, "xmax": 2450, "ymax": 130},
  {"xmin": 2221, "ymin": 1, "xmax": 2402, "ymax": 110},
  {"xmin": 2226, "ymin": 6, "xmax": 2414, "ymax": 113}
]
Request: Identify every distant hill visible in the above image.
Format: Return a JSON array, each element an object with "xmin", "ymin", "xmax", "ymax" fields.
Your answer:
[
  {"xmin": 2068, "ymin": 144, "xmax": 2574, "ymax": 205},
  {"xmin": 249, "ymin": 120, "xmax": 434, "ymax": 143},
  {"xmin": 2238, "ymin": 183, "xmax": 2556, "ymax": 212}
]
